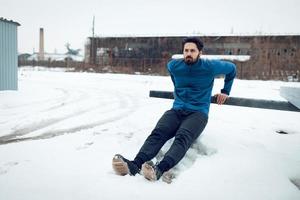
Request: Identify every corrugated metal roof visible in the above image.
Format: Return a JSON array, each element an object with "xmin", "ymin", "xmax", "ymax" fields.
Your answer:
[{"xmin": 0, "ymin": 17, "xmax": 21, "ymax": 26}]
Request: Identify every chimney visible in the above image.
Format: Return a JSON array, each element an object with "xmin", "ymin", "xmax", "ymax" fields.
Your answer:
[{"xmin": 38, "ymin": 28, "xmax": 44, "ymax": 61}]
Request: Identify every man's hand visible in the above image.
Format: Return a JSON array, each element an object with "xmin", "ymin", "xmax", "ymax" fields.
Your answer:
[{"xmin": 214, "ymin": 93, "xmax": 229, "ymax": 105}]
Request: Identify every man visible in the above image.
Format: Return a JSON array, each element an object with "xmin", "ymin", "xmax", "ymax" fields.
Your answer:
[{"xmin": 112, "ymin": 37, "xmax": 236, "ymax": 182}]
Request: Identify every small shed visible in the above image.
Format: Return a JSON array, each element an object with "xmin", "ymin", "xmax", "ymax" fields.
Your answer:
[{"xmin": 0, "ymin": 17, "xmax": 20, "ymax": 90}]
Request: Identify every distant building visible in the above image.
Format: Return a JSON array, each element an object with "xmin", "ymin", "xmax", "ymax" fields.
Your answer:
[
  {"xmin": 85, "ymin": 36, "xmax": 300, "ymax": 81},
  {"xmin": 18, "ymin": 53, "xmax": 31, "ymax": 61},
  {"xmin": 0, "ymin": 17, "xmax": 20, "ymax": 90}
]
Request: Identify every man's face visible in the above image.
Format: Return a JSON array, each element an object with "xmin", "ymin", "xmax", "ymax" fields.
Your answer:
[{"xmin": 183, "ymin": 42, "xmax": 201, "ymax": 65}]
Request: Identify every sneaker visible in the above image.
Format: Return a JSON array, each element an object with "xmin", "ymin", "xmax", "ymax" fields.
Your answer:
[
  {"xmin": 161, "ymin": 170, "xmax": 175, "ymax": 184},
  {"xmin": 112, "ymin": 154, "xmax": 140, "ymax": 176},
  {"xmin": 141, "ymin": 162, "xmax": 163, "ymax": 181}
]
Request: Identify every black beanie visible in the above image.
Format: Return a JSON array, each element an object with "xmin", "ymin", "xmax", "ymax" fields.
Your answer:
[{"xmin": 182, "ymin": 37, "xmax": 204, "ymax": 51}]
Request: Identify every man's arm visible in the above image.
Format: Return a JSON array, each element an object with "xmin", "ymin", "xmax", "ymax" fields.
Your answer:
[{"xmin": 211, "ymin": 60, "xmax": 236, "ymax": 104}]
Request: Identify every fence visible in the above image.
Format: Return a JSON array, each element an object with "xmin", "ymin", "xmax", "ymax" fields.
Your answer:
[
  {"xmin": 18, "ymin": 59, "xmax": 299, "ymax": 81},
  {"xmin": 18, "ymin": 58, "xmax": 169, "ymax": 75}
]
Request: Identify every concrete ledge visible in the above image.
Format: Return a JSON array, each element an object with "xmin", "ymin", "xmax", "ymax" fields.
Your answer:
[
  {"xmin": 149, "ymin": 90, "xmax": 300, "ymax": 112},
  {"xmin": 280, "ymin": 87, "xmax": 300, "ymax": 109}
]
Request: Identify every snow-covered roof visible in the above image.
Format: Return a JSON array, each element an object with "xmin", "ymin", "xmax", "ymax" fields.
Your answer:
[
  {"xmin": 27, "ymin": 53, "xmax": 83, "ymax": 61},
  {"xmin": 172, "ymin": 54, "xmax": 251, "ymax": 62},
  {"xmin": 0, "ymin": 17, "xmax": 20, "ymax": 26},
  {"xmin": 90, "ymin": 33, "xmax": 300, "ymax": 38}
]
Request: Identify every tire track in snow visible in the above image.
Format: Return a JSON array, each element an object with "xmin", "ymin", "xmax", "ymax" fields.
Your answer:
[
  {"xmin": 0, "ymin": 87, "xmax": 84, "ymax": 126},
  {"xmin": 0, "ymin": 72, "xmax": 149, "ymax": 145},
  {"xmin": 0, "ymin": 91, "xmax": 139, "ymax": 145},
  {"xmin": 0, "ymin": 87, "xmax": 94, "ymax": 141}
]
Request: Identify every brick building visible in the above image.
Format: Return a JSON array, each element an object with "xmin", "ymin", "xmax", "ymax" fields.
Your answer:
[{"xmin": 85, "ymin": 35, "xmax": 300, "ymax": 81}]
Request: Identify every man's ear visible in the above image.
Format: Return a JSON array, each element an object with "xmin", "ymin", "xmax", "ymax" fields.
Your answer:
[{"xmin": 199, "ymin": 51, "xmax": 202, "ymax": 57}]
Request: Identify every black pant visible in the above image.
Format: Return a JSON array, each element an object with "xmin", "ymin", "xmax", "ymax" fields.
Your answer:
[{"xmin": 134, "ymin": 109, "xmax": 208, "ymax": 172}]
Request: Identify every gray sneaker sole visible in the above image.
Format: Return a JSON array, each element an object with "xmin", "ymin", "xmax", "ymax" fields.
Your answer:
[
  {"xmin": 142, "ymin": 162, "xmax": 175, "ymax": 184},
  {"xmin": 141, "ymin": 162, "xmax": 157, "ymax": 181},
  {"xmin": 112, "ymin": 155, "xmax": 129, "ymax": 176},
  {"xmin": 162, "ymin": 171, "xmax": 175, "ymax": 184}
]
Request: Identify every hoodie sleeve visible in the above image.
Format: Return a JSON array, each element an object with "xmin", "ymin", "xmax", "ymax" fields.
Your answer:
[
  {"xmin": 167, "ymin": 59, "xmax": 176, "ymax": 86},
  {"xmin": 210, "ymin": 60, "xmax": 236, "ymax": 95}
]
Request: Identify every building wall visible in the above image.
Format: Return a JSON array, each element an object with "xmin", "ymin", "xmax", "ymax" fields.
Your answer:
[
  {"xmin": 0, "ymin": 18, "xmax": 19, "ymax": 90},
  {"xmin": 86, "ymin": 36, "xmax": 300, "ymax": 81}
]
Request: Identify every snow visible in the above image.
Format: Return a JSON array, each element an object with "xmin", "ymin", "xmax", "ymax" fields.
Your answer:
[
  {"xmin": 172, "ymin": 54, "xmax": 251, "ymax": 62},
  {"xmin": 27, "ymin": 53, "xmax": 84, "ymax": 61},
  {"xmin": 0, "ymin": 67, "xmax": 300, "ymax": 200}
]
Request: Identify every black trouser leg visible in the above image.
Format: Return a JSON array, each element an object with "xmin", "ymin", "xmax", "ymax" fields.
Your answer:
[
  {"xmin": 158, "ymin": 111, "xmax": 208, "ymax": 172},
  {"xmin": 133, "ymin": 109, "xmax": 181, "ymax": 168}
]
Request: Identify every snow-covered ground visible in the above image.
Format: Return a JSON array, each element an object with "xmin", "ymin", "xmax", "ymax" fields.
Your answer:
[{"xmin": 0, "ymin": 67, "xmax": 300, "ymax": 200}]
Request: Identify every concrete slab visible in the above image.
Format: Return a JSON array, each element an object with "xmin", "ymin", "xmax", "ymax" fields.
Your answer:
[{"xmin": 280, "ymin": 87, "xmax": 300, "ymax": 109}]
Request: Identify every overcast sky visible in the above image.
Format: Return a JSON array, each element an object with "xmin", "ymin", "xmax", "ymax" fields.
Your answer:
[{"xmin": 1, "ymin": 0, "xmax": 300, "ymax": 54}]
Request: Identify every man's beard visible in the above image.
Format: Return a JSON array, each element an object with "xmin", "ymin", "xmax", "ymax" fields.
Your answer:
[{"xmin": 184, "ymin": 56, "xmax": 199, "ymax": 65}]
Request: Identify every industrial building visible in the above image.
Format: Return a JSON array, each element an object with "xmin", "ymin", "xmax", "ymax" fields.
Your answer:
[
  {"xmin": 85, "ymin": 35, "xmax": 300, "ymax": 81},
  {"xmin": 0, "ymin": 17, "xmax": 20, "ymax": 90}
]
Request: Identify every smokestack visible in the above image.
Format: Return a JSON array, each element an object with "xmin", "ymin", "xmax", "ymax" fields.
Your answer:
[{"xmin": 38, "ymin": 28, "xmax": 44, "ymax": 61}]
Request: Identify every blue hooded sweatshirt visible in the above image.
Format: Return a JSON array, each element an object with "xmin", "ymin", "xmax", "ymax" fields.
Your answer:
[{"xmin": 167, "ymin": 58, "xmax": 236, "ymax": 116}]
